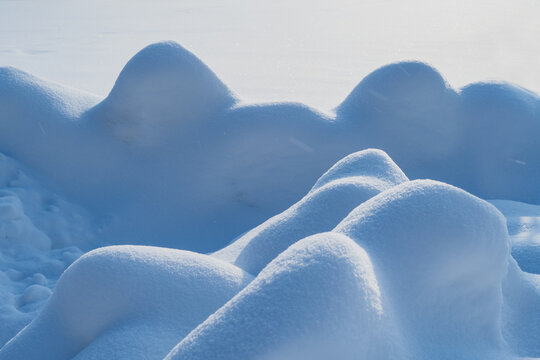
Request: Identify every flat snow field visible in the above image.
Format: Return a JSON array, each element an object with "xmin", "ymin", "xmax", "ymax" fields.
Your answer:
[{"xmin": 1, "ymin": 0, "xmax": 540, "ymax": 109}]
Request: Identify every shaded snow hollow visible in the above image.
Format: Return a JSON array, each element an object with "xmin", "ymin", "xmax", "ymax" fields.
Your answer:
[{"xmin": 0, "ymin": 42, "xmax": 539, "ymax": 359}]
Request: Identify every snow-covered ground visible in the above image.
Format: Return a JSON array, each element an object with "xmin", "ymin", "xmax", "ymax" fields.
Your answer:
[
  {"xmin": 1, "ymin": 2, "xmax": 540, "ymax": 358},
  {"xmin": 1, "ymin": 0, "xmax": 539, "ymax": 109}
]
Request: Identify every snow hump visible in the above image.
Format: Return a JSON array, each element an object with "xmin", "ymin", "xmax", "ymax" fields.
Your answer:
[
  {"xmin": 338, "ymin": 61, "xmax": 452, "ymax": 118},
  {"xmin": 213, "ymin": 149, "xmax": 408, "ymax": 275},
  {"xmin": 167, "ymin": 233, "xmax": 405, "ymax": 360},
  {"xmin": 0, "ymin": 246, "xmax": 252, "ymax": 360},
  {"xmin": 335, "ymin": 180, "xmax": 510, "ymax": 358},
  {"xmin": 95, "ymin": 41, "xmax": 237, "ymax": 143}
]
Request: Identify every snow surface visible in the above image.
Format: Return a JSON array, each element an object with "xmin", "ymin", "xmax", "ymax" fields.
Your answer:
[
  {"xmin": 1, "ymin": 0, "xmax": 540, "ymax": 109},
  {"xmin": 1, "ymin": 41, "xmax": 540, "ymax": 358}
]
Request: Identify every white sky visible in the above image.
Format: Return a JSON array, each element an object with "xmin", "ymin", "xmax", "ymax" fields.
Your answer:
[{"xmin": 0, "ymin": 0, "xmax": 539, "ymax": 109}]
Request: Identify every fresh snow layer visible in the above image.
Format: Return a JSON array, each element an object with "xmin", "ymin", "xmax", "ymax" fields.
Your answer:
[
  {"xmin": 1, "ymin": 150, "xmax": 539, "ymax": 359},
  {"xmin": 1, "ymin": 42, "xmax": 540, "ymax": 358}
]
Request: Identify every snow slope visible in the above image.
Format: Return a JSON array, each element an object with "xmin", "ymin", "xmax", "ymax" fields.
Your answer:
[{"xmin": 1, "ymin": 150, "xmax": 539, "ymax": 359}]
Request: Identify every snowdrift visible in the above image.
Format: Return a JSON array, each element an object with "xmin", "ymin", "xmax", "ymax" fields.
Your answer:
[
  {"xmin": 1, "ymin": 41, "xmax": 540, "ymax": 254},
  {"xmin": 1, "ymin": 150, "xmax": 539, "ymax": 359}
]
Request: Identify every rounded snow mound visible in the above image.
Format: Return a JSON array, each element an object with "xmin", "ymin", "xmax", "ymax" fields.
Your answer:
[
  {"xmin": 0, "ymin": 246, "xmax": 252, "ymax": 360},
  {"xmin": 335, "ymin": 179, "xmax": 510, "ymax": 358},
  {"xmin": 167, "ymin": 233, "xmax": 405, "ymax": 360},
  {"xmin": 213, "ymin": 149, "xmax": 408, "ymax": 275},
  {"xmin": 310, "ymin": 148, "xmax": 408, "ymax": 191},
  {"xmin": 97, "ymin": 41, "xmax": 236, "ymax": 144},
  {"xmin": 338, "ymin": 61, "xmax": 452, "ymax": 117}
]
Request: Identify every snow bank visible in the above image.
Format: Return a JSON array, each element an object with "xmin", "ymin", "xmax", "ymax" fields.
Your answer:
[
  {"xmin": 0, "ymin": 246, "xmax": 252, "ymax": 360},
  {"xmin": 1, "ymin": 41, "xmax": 540, "ymax": 253}
]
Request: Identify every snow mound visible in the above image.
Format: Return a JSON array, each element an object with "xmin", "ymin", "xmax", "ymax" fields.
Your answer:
[
  {"xmin": 167, "ymin": 233, "xmax": 405, "ymax": 360},
  {"xmin": 0, "ymin": 246, "xmax": 252, "ymax": 360},
  {"xmin": 338, "ymin": 61, "xmax": 452, "ymax": 117},
  {"xmin": 310, "ymin": 148, "xmax": 408, "ymax": 191},
  {"xmin": 95, "ymin": 41, "xmax": 236, "ymax": 144},
  {"xmin": 213, "ymin": 148, "xmax": 408, "ymax": 274},
  {"xmin": 335, "ymin": 180, "xmax": 510, "ymax": 358}
]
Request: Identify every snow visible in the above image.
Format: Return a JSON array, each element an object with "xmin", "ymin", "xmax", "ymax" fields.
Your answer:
[
  {"xmin": 335, "ymin": 180, "xmax": 510, "ymax": 359},
  {"xmin": 1, "ymin": 0, "xmax": 540, "ymax": 109},
  {"xmin": 1, "ymin": 40, "xmax": 540, "ymax": 359},
  {"xmin": 168, "ymin": 233, "xmax": 406, "ymax": 360},
  {"xmin": 213, "ymin": 149, "xmax": 408, "ymax": 274},
  {"xmin": 1, "ymin": 41, "xmax": 539, "ymax": 256},
  {"xmin": 0, "ymin": 246, "xmax": 251, "ymax": 360}
]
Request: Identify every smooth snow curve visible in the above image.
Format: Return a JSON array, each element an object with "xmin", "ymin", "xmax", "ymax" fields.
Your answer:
[{"xmin": 0, "ymin": 246, "xmax": 252, "ymax": 360}]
